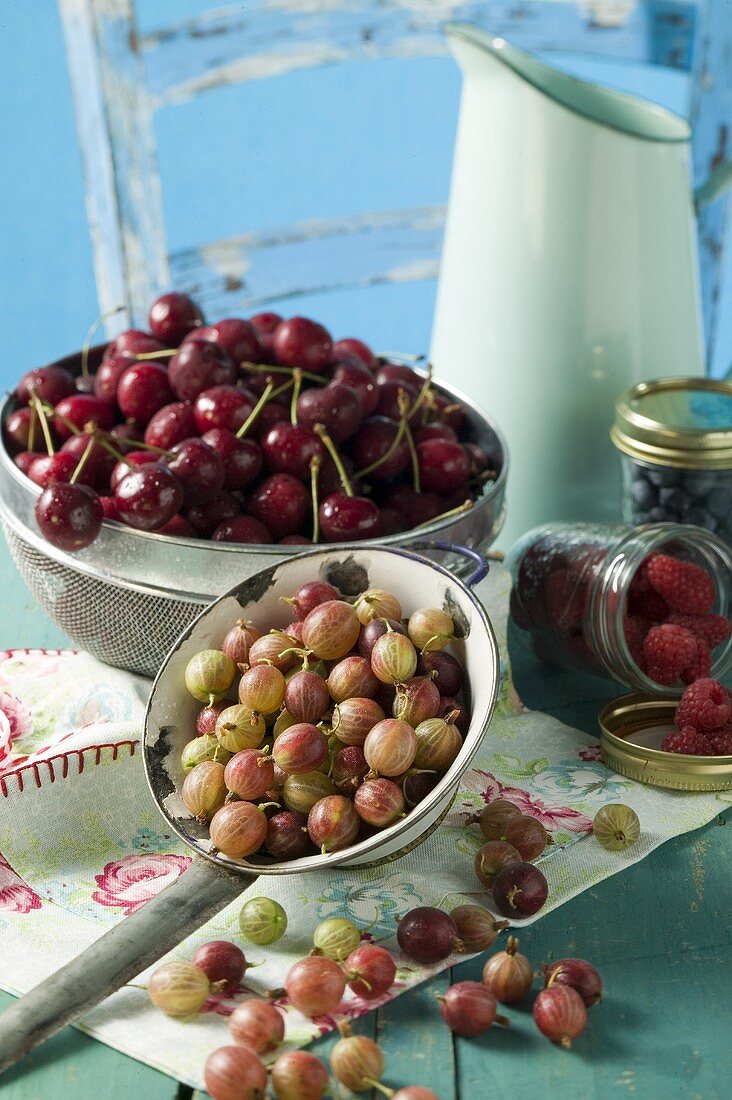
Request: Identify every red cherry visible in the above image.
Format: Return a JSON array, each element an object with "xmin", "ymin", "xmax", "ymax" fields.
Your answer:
[
  {"xmin": 464, "ymin": 442, "xmax": 492, "ymax": 477},
  {"xmin": 331, "ymin": 357, "xmax": 379, "ymax": 416},
  {"xmin": 332, "ymin": 337, "xmax": 374, "ymax": 367},
  {"xmin": 100, "ymin": 495, "xmax": 120, "ymax": 521},
  {"xmin": 417, "ymin": 439, "xmax": 470, "ymax": 496},
  {"xmin": 110, "ymin": 450, "xmax": 160, "ymax": 493},
  {"xmin": 201, "ymin": 428, "xmax": 263, "ymax": 490},
  {"xmin": 186, "ymin": 491, "xmax": 241, "ymax": 535},
  {"xmin": 376, "ymin": 362, "xmax": 422, "ymax": 388},
  {"xmin": 168, "ymin": 338, "xmax": 236, "ymax": 401},
  {"xmin": 28, "ymin": 452, "xmax": 81, "ymax": 488},
  {"xmin": 352, "ymin": 416, "xmax": 409, "ymax": 480},
  {"xmin": 318, "ymin": 452, "xmax": 355, "ymax": 497},
  {"xmin": 193, "ymin": 385, "xmax": 255, "ymax": 434},
  {"xmin": 193, "ymin": 319, "xmax": 262, "ymax": 366},
  {"xmin": 3, "ymin": 407, "xmax": 34, "ymax": 453},
  {"xmin": 261, "ymin": 422, "xmax": 324, "ymax": 480},
  {"xmin": 14, "ymin": 452, "xmax": 40, "ymax": 476},
  {"xmin": 94, "ymin": 352, "xmax": 136, "ymax": 404},
  {"xmin": 35, "ymin": 482, "xmax": 102, "ymax": 551},
  {"xmin": 60, "ymin": 434, "xmax": 116, "ymax": 491},
  {"xmin": 296, "ymin": 383, "xmax": 362, "ymax": 443},
  {"xmin": 109, "ymin": 422, "xmax": 145, "ymax": 453},
  {"xmin": 385, "ymin": 484, "xmax": 443, "ymax": 526},
  {"xmin": 17, "ymin": 365, "xmax": 76, "ymax": 406},
  {"xmin": 144, "ymin": 401, "xmax": 198, "ymax": 451},
  {"xmin": 212, "ymin": 514, "xmax": 273, "ymax": 543},
  {"xmin": 431, "ymin": 392, "xmax": 465, "ymax": 433},
  {"xmin": 273, "ymin": 316, "xmax": 332, "ymax": 371},
  {"xmin": 248, "ymin": 473, "xmax": 309, "ymax": 538},
  {"xmin": 379, "ymin": 506, "xmax": 405, "ymax": 535},
  {"xmin": 249, "ymin": 311, "xmax": 282, "ymax": 335},
  {"xmin": 108, "ymin": 329, "xmax": 167, "ymax": 359},
  {"xmin": 114, "ymin": 463, "xmax": 184, "ymax": 530},
  {"xmin": 116, "ymin": 362, "xmax": 174, "ymax": 424},
  {"xmin": 319, "ymin": 493, "xmax": 381, "ymax": 542},
  {"xmin": 166, "ymin": 438, "xmax": 225, "ymax": 505},
  {"xmin": 148, "ymin": 292, "xmax": 204, "ymax": 345},
  {"xmin": 53, "ymin": 395, "xmax": 116, "ymax": 441},
  {"xmin": 375, "ymin": 379, "xmax": 419, "ymax": 423},
  {"xmin": 280, "ymin": 534, "xmax": 311, "ymax": 544},
  {"xmin": 251, "ymin": 400, "xmax": 289, "ymax": 439},
  {"xmin": 154, "ymin": 513, "xmax": 199, "ymax": 538},
  {"xmin": 413, "ymin": 422, "xmax": 458, "ymax": 445}
]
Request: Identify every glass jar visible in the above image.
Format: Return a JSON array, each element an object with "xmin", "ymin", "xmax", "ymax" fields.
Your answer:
[
  {"xmin": 507, "ymin": 521, "xmax": 732, "ymax": 693},
  {"xmin": 611, "ymin": 376, "xmax": 732, "ymax": 546}
]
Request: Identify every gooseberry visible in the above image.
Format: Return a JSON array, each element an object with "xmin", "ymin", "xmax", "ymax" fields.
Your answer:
[
  {"xmin": 215, "ymin": 704, "xmax": 267, "ymax": 752},
  {"xmin": 209, "ymin": 802, "xmax": 268, "ymax": 859},
  {"xmin": 239, "ymin": 896, "xmax": 288, "ymax": 944},
  {"xmin": 284, "ymin": 668, "xmax": 330, "ymax": 723},
  {"xmin": 474, "ymin": 840, "xmax": 522, "ymax": 888},
  {"xmin": 413, "ymin": 712, "xmax": 462, "ymax": 770},
  {"xmin": 449, "ymin": 904, "xmax": 509, "ymax": 953},
  {"xmin": 393, "ymin": 676, "xmax": 441, "ymax": 727},
  {"xmin": 222, "ymin": 619, "xmax": 261, "ymax": 665},
  {"xmin": 185, "ymin": 649, "xmax": 236, "ymax": 704},
  {"xmin": 229, "ymin": 999, "xmax": 285, "ymax": 1053},
  {"xmin": 503, "ymin": 814, "xmax": 550, "ymax": 861},
  {"xmin": 407, "ymin": 607, "xmax": 454, "ymax": 652},
  {"xmin": 353, "ymin": 587, "xmax": 402, "ymax": 625},
  {"xmin": 283, "ymin": 770, "xmax": 337, "ymax": 814},
  {"xmin": 313, "ymin": 916, "xmax": 362, "ymax": 960},
  {"xmin": 308, "ymin": 794, "xmax": 361, "ymax": 852},
  {"xmin": 238, "ymin": 663, "xmax": 286, "ymax": 715},
  {"xmin": 271, "ymin": 1049, "xmax": 329, "ymax": 1100},
  {"xmin": 468, "ymin": 798, "xmax": 522, "ymax": 841},
  {"xmin": 370, "ymin": 631, "xmax": 418, "ymax": 685},
  {"xmin": 330, "ymin": 1032, "xmax": 385, "ymax": 1093},
  {"xmin": 192, "ymin": 940, "xmax": 247, "ymax": 988},
  {"xmin": 273, "ymin": 723, "xmax": 329, "ymax": 774},
  {"xmin": 285, "ymin": 955, "xmax": 346, "ymax": 1016},
  {"xmin": 204, "ymin": 1045, "xmax": 268, "ymax": 1100},
  {"xmin": 345, "ymin": 943, "xmax": 397, "ymax": 1000},
  {"xmin": 533, "ymin": 985, "xmax": 588, "ymax": 1048},
  {"xmin": 482, "ymin": 936, "xmax": 533, "ymax": 1003},
  {"xmin": 181, "ymin": 733, "xmax": 230, "ymax": 770},
  {"xmin": 327, "ymin": 656, "xmax": 378, "ymax": 703},
  {"xmin": 354, "ymin": 778, "xmax": 405, "ymax": 827},
  {"xmin": 396, "ymin": 906, "xmax": 463, "ymax": 964},
  {"xmin": 224, "ymin": 749, "xmax": 275, "ymax": 801},
  {"xmin": 301, "ymin": 600, "xmax": 360, "ymax": 660},
  {"xmin": 182, "ymin": 760, "xmax": 227, "ymax": 822},
  {"xmin": 148, "ymin": 960, "xmax": 210, "ymax": 1017},
  {"xmin": 592, "ymin": 803, "xmax": 640, "ymax": 850},
  {"xmin": 265, "ymin": 811, "xmax": 311, "ymax": 860},
  {"xmin": 438, "ymin": 980, "xmax": 508, "ymax": 1037},
  {"xmin": 543, "ymin": 957, "xmax": 602, "ymax": 1007},
  {"xmin": 492, "ymin": 861, "xmax": 548, "ymax": 918},
  {"xmin": 332, "ymin": 697, "xmax": 385, "ymax": 746},
  {"xmin": 364, "ymin": 718, "xmax": 417, "ymax": 776}
]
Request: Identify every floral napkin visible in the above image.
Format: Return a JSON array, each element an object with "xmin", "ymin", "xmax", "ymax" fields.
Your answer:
[{"xmin": 0, "ymin": 567, "xmax": 727, "ymax": 1089}]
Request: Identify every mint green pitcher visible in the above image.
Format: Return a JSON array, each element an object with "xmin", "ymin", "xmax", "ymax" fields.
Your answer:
[{"xmin": 431, "ymin": 24, "xmax": 728, "ymax": 548}]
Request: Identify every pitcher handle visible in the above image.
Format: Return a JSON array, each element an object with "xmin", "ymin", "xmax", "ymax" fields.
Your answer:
[
  {"xmin": 694, "ymin": 160, "xmax": 732, "ymax": 208},
  {"xmin": 409, "ymin": 540, "xmax": 490, "ymax": 587}
]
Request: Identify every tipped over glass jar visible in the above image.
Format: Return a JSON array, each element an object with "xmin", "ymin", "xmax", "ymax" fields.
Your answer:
[{"xmin": 507, "ymin": 522, "xmax": 732, "ymax": 694}]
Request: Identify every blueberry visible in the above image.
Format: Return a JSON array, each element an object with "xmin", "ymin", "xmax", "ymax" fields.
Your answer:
[
  {"xmin": 646, "ymin": 467, "xmax": 682, "ymax": 488},
  {"xmin": 630, "ymin": 477, "xmax": 657, "ymax": 510},
  {"xmin": 681, "ymin": 470, "xmax": 716, "ymax": 497},
  {"xmin": 705, "ymin": 487, "xmax": 732, "ymax": 519},
  {"xmin": 681, "ymin": 506, "xmax": 717, "ymax": 530},
  {"xmin": 647, "ymin": 506, "xmax": 669, "ymax": 522},
  {"xmin": 658, "ymin": 487, "xmax": 692, "ymax": 514}
]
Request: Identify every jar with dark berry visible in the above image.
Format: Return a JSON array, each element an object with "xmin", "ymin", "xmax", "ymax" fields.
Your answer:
[
  {"xmin": 508, "ymin": 522, "xmax": 732, "ymax": 693},
  {"xmin": 611, "ymin": 377, "xmax": 732, "ymax": 546}
]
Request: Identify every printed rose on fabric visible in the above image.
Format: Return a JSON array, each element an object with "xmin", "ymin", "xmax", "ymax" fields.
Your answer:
[
  {"xmin": 460, "ymin": 769, "xmax": 593, "ymax": 833},
  {"xmin": 579, "ymin": 745, "xmax": 603, "ymax": 762},
  {"xmin": 0, "ymin": 690, "xmax": 33, "ymax": 743},
  {"xmin": 91, "ymin": 853, "xmax": 191, "ymax": 917},
  {"xmin": 0, "ymin": 712, "xmax": 10, "ymax": 767},
  {"xmin": 0, "ymin": 855, "xmax": 42, "ymax": 914}
]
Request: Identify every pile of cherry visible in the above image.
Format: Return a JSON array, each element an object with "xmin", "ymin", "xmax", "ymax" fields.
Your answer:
[
  {"xmin": 2, "ymin": 291, "xmax": 501, "ymax": 552},
  {"xmin": 180, "ymin": 579, "xmax": 470, "ymax": 862}
]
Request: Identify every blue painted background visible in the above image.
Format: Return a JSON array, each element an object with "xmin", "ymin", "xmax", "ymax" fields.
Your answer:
[{"xmin": 4, "ymin": 0, "xmax": 724, "ymax": 391}]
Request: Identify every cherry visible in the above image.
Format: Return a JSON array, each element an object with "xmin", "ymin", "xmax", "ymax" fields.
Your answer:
[
  {"xmin": 193, "ymin": 385, "xmax": 255, "ymax": 434},
  {"xmin": 193, "ymin": 319, "xmax": 262, "ymax": 366},
  {"xmin": 28, "ymin": 452, "xmax": 81, "ymax": 488},
  {"xmin": 261, "ymin": 422, "xmax": 324, "ymax": 480},
  {"xmin": 3, "ymin": 407, "xmax": 34, "ymax": 453},
  {"xmin": 108, "ymin": 329, "xmax": 167, "ymax": 358},
  {"xmin": 248, "ymin": 473, "xmax": 309, "ymax": 538},
  {"xmin": 352, "ymin": 416, "xmax": 409, "ymax": 480},
  {"xmin": 35, "ymin": 482, "xmax": 103, "ymax": 551},
  {"xmin": 417, "ymin": 439, "xmax": 470, "ymax": 496},
  {"xmin": 376, "ymin": 363, "xmax": 422, "ymax": 389},
  {"xmin": 296, "ymin": 382, "xmax": 362, "ymax": 443},
  {"xmin": 166, "ymin": 438, "xmax": 225, "ymax": 505},
  {"xmin": 252, "ymin": 401, "xmax": 289, "ymax": 440},
  {"xmin": 331, "ymin": 357, "xmax": 379, "ymax": 417},
  {"xmin": 168, "ymin": 338, "xmax": 236, "ymax": 401},
  {"xmin": 94, "ymin": 352, "xmax": 136, "ymax": 404},
  {"xmin": 375, "ymin": 379, "xmax": 419, "ymax": 423},
  {"xmin": 75, "ymin": 375, "xmax": 97, "ymax": 394},
  {"xmin": 60, "ymin": 433, "xmax": 116, "ymax": 490},
  {"xmin": 248, "ymin": 311, "xmax": 282, "ymax": 361},
  {"xmin": 201, "ymin": 428, "xmax": 262, "ymax": 490},
  {"xmin": 148, "ymin": 292, "xmax": 204, "ymax": 345},
  {"xmin": 154, "ymin": 513, "xmax": 199, "ymax": 538},
  {"xmin": 100, "ymin": 495, "xmax": 120, "ymax": 521},
  {"xmin": 319, "ymin": 493, "xmax": 381, "ymax": 542},
  {"xmin": 186, "ymin": 491, "xmax": 241, "ymax": 535},
  {"xmin": 413, "ymin": 422, "xmax": 457, "ymax": 445},
  {"xmin": 116, "ymin": 361, "xmax": 174, "ymax": 424},
  {"xmin": 212, "ymin": 514, "xmax": 273, "ymax": 543},
  {"xmin": 14, "ymin": 452, "xmax": 40, "ymax": 476},
  {"xmin": 319, "ymin": 452, "xmax": 355, "ymax": 497},
  {"xmin": 273, "ymin": 316, "xmax": 332, "ymax": 371},
  {"xmin": 464, "ymin": 442, "xmax": 492, "ymax": 478},
  {"xmin": 144, "ymin": 401, "xmax": 198, "ymax": 451},
  {"xmin": 280, "ymin": 534, "xmax": 311, "ymax": 544},
  {"xmin": 431, "ymin": 392, "xmax": 464, "ymax": 433},
  {"xmin": 17, "ymin": 365, "xmax": 76, "ymax": 406},
  {"xmin": 385, "ymin": 484, "xmax": 443, "ymax": 526},
  {"xmin": 332, "ymin": 337, "xmax": 374, "ymax": 367},
  {"xmin": 53, "ymin": 395, "xmax": 116, "ymax": 441},
  {"xmin": 109, "ymin": 422, "xmax": 144, "ymax": 453},
  {"xmin": 110, "ymin": 450, "xmax": 159, "ymax": 493},
  {"xmin": 379, "ymin": 506, "xmax": 404, "ymax": 535},
  {"xmin": 114, "ymin": 463, "xmax": 184, "ymax": 530}
]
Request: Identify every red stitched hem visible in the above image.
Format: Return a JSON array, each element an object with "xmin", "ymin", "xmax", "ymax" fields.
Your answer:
[
  {"xmin": 0, "ymin": 648, "xmax": 80, "ymax": 660},
  {"xmin": 0, "ymin": 740, "xmax": 139, "ymax": 797}
]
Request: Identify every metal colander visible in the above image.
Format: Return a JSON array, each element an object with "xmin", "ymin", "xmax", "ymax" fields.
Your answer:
[{"xmin": 0, "ymin": 350, "xmax": 508, "ymax": 678}]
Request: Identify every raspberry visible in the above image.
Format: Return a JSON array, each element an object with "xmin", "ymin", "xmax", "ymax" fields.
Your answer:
[
  {"xmin": 642, "ymin": 624, "xmax": 697, "ymax": 686},
  {"xmin": 708, "ymin": 726, "xmax": 732, "ymax": 755},
  {"xmin": 680, "ymin": 635, "xmax": 711, "ymax": 684},
  {"xmin": 645, "ymin": 553, "xmax": 716, "ymax": 615},
  {"xmin": 627, "ymin": 572, "xmax": 669, "ymax": 622},
  {"xmin": 668, "ymin": 613, "xmax": 732, "ymax": 649},
  {"xmin": 675, "ymin": 678, "xmax": 732, "ymax": 731},
  {"xmin": 623, "ymin": 615, "xmax": 647, "ymax": 669},
  {"xmin": 661, "ymin": 727, "xmax": 713, "ymax": 755}
]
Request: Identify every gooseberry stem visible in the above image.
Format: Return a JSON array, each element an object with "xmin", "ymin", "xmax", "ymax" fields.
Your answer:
[
  {"xmin": 310, "ymin": 454, "xmax": 321, "ymax": 543},
  {"xmin": 81, "ymin": 304, "xmax": 126, "ymax": 376},
  {"xmin": 69, "ymin": 434, "xmax": 98, "ymax": 485},
  {"xmin": 313, "ymin": 423, "xmax": 353, "ymax": 497},
  {"xmin": 31, "ymin": 397, "xmax": 55, "ymax": 455},
  {"xmin": 290, "ymin": 368, "xmax": 303, "ymax": 426}
]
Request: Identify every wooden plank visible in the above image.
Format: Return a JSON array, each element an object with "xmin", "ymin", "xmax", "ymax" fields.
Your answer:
[
  {"xmin": 376, "ymin": 969, "xmax": 457, "ymax": 1099},
  {"xmin": 690, "ymin": 0, "xmax": 732, "ymax": 376},
  {"xmin": 168, "ymin": 206, "xmax": 444, "ymax": 318},
  {"xmin": 139, "ymin": 0, "xmax": 698, "ymax": 108}
]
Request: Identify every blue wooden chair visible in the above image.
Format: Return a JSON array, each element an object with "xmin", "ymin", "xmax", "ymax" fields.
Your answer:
[{"xmin": 58, "ymin": 0, "xmax": 730, "ymax": 374}]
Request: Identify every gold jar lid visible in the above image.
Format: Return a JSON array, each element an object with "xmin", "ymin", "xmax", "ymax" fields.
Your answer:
[
  {"xmin": 598, "ymin": 693, "xmax": 732, "ymax": 791},
  {"xmin": 611, "ymin": 376, "xmax": 732, "ymax": 470}
]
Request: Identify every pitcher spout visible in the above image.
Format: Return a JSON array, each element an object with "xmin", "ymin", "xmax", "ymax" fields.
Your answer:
[{"xmin": 445, "ymin": 21, "xmax": 689, "ymax": 144}]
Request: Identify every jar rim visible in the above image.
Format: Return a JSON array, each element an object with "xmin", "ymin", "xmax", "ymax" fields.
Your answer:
[{"xmin": 612, "ymin": 376, "xmax": 732, "ymax": 469}]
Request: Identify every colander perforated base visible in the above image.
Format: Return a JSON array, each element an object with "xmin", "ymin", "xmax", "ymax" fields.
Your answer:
[{"xmin": 2, "ymin": 521, "xmax": 204, "ymax": 677}]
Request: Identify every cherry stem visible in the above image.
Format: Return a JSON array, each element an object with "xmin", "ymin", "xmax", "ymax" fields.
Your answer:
[
  {"xmin": 31, "ymin": 397, "xmax": 55, "ymax": 456},
  {"xmin": 354, "ymin": 401, "xmax": 409, "ymax": 478},
  {"xmin": 235, "ymin": 379, "xmax": 293, "ymax": 440},
  {"xmin": 27, "ymin": 404, "xmax": 37, "ymax": 453},
  {"xmin": 97, "ymin": 436, "xmax": 129, "ymax": 466},
  {"xmin": 313, "ymin": 423, "xmax": 353, "ymax": 497},
  {"xmin": 105, "ymin": 434, "xmax": 173, "ymax": 458},
  {"xmin": 38, "ymin": 401, "xmax": 80, "ymax": 438},
  {"xmin": 69, "ymin": 434, "xmax": 97, "ymax": 485},
  {"xmin": 404, "ymin": 418, "xmax": 421, "ymax": 493},
  {"xmin": 365, "ymin": 1080, "xmax": 392, "ymax": 1097},
  {"xmin": 407, "ymin": 364, "xmax": 434, "ymax": 421},
  {"xmin": 310, "ymin": 454, "xmax": 321, "ymax": 543},
  {"xmin": 241, "ymin": 361, "xmax": 325, "ymax": 386},
  {"xmin": 413, "ymin": 499, "xmax": 473, "ymax": 529},
  {"xmin": 81, "ymin": 304, "xmax": 126, "ymax": 377},
  {"xmin": 290, "ymin": 368, "xmax": 303, "ymax": 426},
  {"xmin": 133, "ymin": 348, "xmax": 175, "ymax": 360}
]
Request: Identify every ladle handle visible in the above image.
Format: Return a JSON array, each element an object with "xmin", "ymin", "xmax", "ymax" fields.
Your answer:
[{"xmin": 0, "ymin": 857, "xmax": 250, "ymax": 1074}]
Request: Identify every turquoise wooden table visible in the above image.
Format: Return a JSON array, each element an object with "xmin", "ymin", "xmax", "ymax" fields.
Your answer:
[{"xmin": 0, "ymin": 538, "xmax": 728, "ymax": 1100}]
